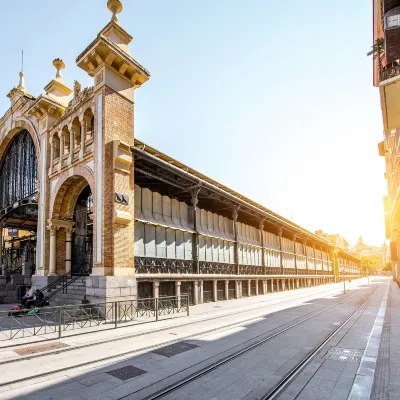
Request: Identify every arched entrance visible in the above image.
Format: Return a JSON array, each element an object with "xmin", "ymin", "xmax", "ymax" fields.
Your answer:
[
  {"xmin": 50, "ymin": 168, "xmax": 95, "ymax": 276},
  {"xmin": 71, "ymin": 185, "xmax": 93, "ymax": 275},
  {"xmin": 0, "ymin": 130, "xmax": 38, "ymax": 276}
]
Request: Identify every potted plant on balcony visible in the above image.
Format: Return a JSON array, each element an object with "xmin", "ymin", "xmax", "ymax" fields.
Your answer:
[{"xmin": 367, "ymin": 37, "xmax": 385, "ymax": 73}]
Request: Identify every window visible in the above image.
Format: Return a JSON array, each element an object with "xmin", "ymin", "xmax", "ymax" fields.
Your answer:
[{"xmin": 387, "ymin": 14, "xmax": 400, "ymax": 29}]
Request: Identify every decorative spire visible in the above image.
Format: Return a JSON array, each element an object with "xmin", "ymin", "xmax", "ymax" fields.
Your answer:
[
  {"xmin": 17, "ymin": 50, "xmax": 26, "ymax": 92},
  {"xmin": 53, "ymin": 58, "xmax": 65, "ymax": 80},
  {"xmin": 17, "ymin": 71, "xmax": 26, "ymax": 92},
  {"xmin": 107, "ymin": 0, "xmax": 123, "ymax": 23}
]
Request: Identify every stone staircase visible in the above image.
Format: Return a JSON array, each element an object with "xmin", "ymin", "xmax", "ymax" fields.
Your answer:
[{"xmin": 44, "ymin": 277, "xmax": 88, "ymax": 307}]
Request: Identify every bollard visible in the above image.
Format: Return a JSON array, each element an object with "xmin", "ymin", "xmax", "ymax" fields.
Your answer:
[
  {"xmin": 58, "ymin": 307, "xmax": 62, "ymax": 338},
  {"xmin": 114, "ymin": 301, "xmax": 118, "ymax": 329},
  {"xmin": 155, "ymin": 298, "xmax": 159, "ymax": 321}
]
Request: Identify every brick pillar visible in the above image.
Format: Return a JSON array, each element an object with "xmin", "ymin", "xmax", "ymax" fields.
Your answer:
[{"xmin": 76, "ymin": 19, "xmax": 150, "ymax": 303}]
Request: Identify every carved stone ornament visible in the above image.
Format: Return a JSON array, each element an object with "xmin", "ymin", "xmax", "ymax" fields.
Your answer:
[{"xmin": 74, "ymin": 81, "xmax": 82, "ymax": 99}]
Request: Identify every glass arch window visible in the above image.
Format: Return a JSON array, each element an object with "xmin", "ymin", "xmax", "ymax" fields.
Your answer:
[{"xmin": 0, "ymin": 130, "xmax": 38, "ymax": 210}]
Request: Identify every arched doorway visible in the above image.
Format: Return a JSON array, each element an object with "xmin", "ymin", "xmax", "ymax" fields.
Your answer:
[
  {"xmin": 0, "ymin": 130, "xmax": 38, "ymax": 276},
  {"xmin": 50, "ymin": 168, "xmax": 95, "ymax": 277},
  {"xmin": 72, "ymin": 185, "xmax": 93, "ymax": 275}
]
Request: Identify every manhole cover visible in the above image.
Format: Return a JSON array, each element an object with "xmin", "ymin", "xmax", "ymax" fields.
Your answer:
[
  {"xmin": 107, "ymin": 366, "xmax": 147, "ymax": 381},
  {"xmin": 152, "ymin": 341, "xmax": 199, "ymax": 358},
  {"xmin": 324, "ymin": 347, "xmax": 363, "ymax": 363},
  {"xmin": 14, "ymin": 342, "xmax": 69, "ymax": 356}
]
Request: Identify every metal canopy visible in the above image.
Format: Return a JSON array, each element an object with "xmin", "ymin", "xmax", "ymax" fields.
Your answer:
[{"xmin": 132, "ymin": 140, "xmax": 355, "ymax": 259}]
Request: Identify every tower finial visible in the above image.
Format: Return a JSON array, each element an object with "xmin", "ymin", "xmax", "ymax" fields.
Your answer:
[
  {"xmin": 107, "ymin": 0, "xmax": 123, "ymax": 23},
  {"xmin": 53, "ymin": 58, "xmax": 65, "ymax": 80},
  {"xmin": 17, "ymin": 50, "xmax": 26, "ymax": 91}
]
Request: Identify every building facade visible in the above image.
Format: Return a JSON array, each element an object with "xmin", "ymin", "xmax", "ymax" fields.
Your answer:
[
  {"xmin": 373, "ymin": 0, "xmax": 400, "ymax": 282},
  {"xmin": 0, "ymin": 1, "xmax": 360, "ymax": 305}
]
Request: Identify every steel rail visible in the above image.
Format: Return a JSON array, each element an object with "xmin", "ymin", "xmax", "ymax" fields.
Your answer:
[
  {"xmin": 261, "ymin": 286, "xmax": 379, "ymax": 400},
  {"xmin": 128, "ymin": 288, "xmax": 373, "ymax": 400}
]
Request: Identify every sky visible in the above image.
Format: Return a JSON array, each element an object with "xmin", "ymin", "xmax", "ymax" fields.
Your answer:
[{"xmin": 0, "ymin": 0, "xmax": 386, "ymax": 248}]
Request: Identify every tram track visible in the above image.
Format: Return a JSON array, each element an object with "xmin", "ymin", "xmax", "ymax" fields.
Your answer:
[
  {"xmin": 0, "ymin": 284, "xmax": 366, "ymax": 388},
  {"xmin": 119, "ymin": 285, "xmax": 379, "ymax": 400},
  {"xmin": 0, "ymin": 282, "xmax": 349, "ymax": 363}
]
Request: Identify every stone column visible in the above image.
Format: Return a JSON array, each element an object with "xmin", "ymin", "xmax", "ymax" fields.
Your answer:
[
  {"xmin": 0, "ymin": 223, "xmax": 3, "ymax": 275},
  {"xmin": 191, "ymin": 189, "xmax": 200, "ymax": 274},
  {"xmin": 297, "ymin": 279, "xmax": 300, "ymax": 289},
  {"xmin": 80, "ymin": 121, "xmax": 86, "ymax": 158},
  {"xmin": 69, "ymin": 127, "xmax": 74, "ymax": 164},
  {"xmin": 59, "ymin": 131, "xmax": 64, "ymax": 161},
  {"xmin": 232, "ymin": 206, "xmax": 239, "ymax": 275},
  {"xmin": 175, "ymin": 281, "xmax": 181, "ymax": 308},
  {"xmin": 199, "ymin": 280, "xmax": 204, "ymax": 303},
  {"xmin": 263, "ymin": 280, "xmax": 267, "ymax": 294},
  {"xmin": 255, "ymin": 280, "xmax": 259, "ymax": 296},
  {"xmin": 281, "ymin": 279, "xmax": 285, "ymax": 291},
  {"xmin": 247, "ymin": 280, "xmax": 251, "ymax": 296},
  {"xmin": 212, "ymin": 280, "xmax": 218, "ymax": 302},
  {"xmin": 153, "ymin": 281, "xmax": 160, "ymax": 299},
  {"xmin": 65, "ymin": 227, "xmax": 73, "ymax": 274},
  {"xmin": 48, "ymin": 226, "xmax": 58, "ymax": 276},
  {"xmin": 49, "ymin": 135, "xmax": 54, "ymax": 172},
  {"xmin": 288, "ymin": 279, "xmax": 291, "ymax": 290},
  {"xmin": 225, "ymin": 280, "xmax": 229, "ymax": 300},
  {"xmin": 271, "ymin": 279, "xmax": 275, "ymax": 292},
  {"xmin": 235, "ymin": 280, "xmax": 240, "ymax": 299},
  {"xmin": 193, "ymin": 281, "xmax": 199, "ymax": 305}
]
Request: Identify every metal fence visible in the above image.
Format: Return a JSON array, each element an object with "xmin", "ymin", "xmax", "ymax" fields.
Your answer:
[{"xmin": 0, "ymin": 295, "xmax": 189, "ymax": 342}]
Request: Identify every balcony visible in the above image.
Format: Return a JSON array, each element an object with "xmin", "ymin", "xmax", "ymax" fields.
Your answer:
[{"xmin": 379, "ymin": 63, "xmax": 400, "ymax": 130}]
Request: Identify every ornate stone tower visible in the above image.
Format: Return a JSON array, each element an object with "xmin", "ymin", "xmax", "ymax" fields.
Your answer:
[{"xmin": 74, "ymin": 0, "xmax": 150, "ymax": 300}]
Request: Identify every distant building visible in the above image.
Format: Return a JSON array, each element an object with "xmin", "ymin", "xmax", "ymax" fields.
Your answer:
[
  {"xmin": 315, "ymin": 230, "xmax": 350, "ymax": 251},
  {"xmin": 351, "ymin": 237, "xmax": 387, "ymax": 272}
]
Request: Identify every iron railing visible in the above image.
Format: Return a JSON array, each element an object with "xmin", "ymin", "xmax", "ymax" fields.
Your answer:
[
  {"xmin": 380, "ymin": 64, "xmax": 400, "ymax": 81},
  {"xmin": 135, "ymin": 257, "xmax": 193, "ymax": 274},
  {"xmin": 199, "ymin": 261, "xmax": 236, "ymax": 275},
  {"xmin": 0, "ymin": 295, "xmax": 189, "ymax": 342}
]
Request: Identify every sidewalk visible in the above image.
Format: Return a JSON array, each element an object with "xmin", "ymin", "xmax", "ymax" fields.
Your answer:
[
  {"xmin": 0, "ymin": 279, "xmax": 364, "ymax": 355},
  {"xmin": 369, "ymin": 280, "xmax": 400, "ymax": 399}
]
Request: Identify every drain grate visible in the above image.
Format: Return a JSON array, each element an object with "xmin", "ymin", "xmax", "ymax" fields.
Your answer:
[
  {"xmin": 152, "ymin": 341, "xmax": 199, "ymax": 358},
  {"xmin": 14, "ymin": 342, "xmax": 69, "ymax": 356},
  {"xmin": 107, "ymin": 366, "xmax": 147, "ymax": 381},
  {"xmin": 324, "ymin": 347, "xmax": 363, "ymax": 363}
]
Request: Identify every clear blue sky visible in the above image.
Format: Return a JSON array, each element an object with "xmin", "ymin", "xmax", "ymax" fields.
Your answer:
[{"xmin": 0, "ymin": 0, "xmax": 385, "ymax": 247}]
